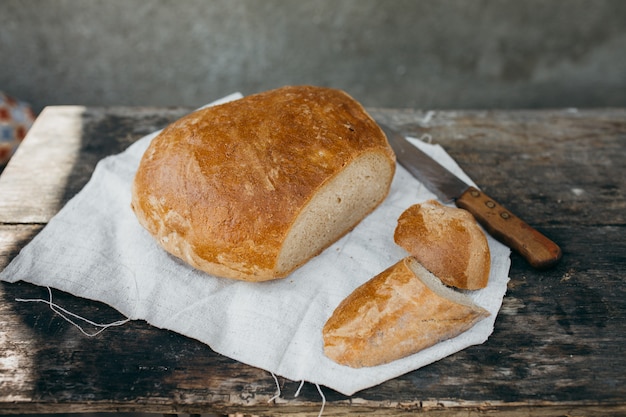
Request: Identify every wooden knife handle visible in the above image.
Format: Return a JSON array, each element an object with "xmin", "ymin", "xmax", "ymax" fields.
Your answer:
[{"xmin": 456, "ymin": 186, "xmax": 562, "ymax": 269}]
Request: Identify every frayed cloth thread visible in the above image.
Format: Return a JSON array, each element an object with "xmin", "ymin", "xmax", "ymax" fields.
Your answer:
[
  {"xmin": 420, "ymin": 110, "xmax": 435, "ymax": 126},
  {"xmin": 418, "ymin": 133, "xmax": 433, "ymax": 144},
  {"xmin": 294, "ymin": 379, "xmax": 306, "ymax": 397},
  {"xmin": 15, "ymin": 286, "xmax": 130, "ymax": 336},
  {"xmin": 268, "ymin": 372, "xmax": 281, "ymax": 402},
  {"xmin": 268, "ymin": 374, "xmax": 325, "ymax": 417},
  {"xmin": 315, "ymin": 383, "xmax": 326, "ymax": 417},
  {"xmin": 15, "ymin": 288, "xmax": 327, "ymax": 417}
]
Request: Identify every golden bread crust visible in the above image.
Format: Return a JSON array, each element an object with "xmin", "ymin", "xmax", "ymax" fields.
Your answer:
[
  {"xmin": 393, "ymin": 200, "xmax": 490, "ymax": 290},
  {"xmin": 323, "ymin": 257, "xmax": 489, "ymax": 367},
  {"xmin": 131, "ymin": 85, "xmax": 395, "ymax": 281}
]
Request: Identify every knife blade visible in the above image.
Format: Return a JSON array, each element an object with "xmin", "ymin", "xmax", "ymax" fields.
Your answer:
[{"xmin": 379, "ymin": 123, "xmax": 562, "ymax": 269}]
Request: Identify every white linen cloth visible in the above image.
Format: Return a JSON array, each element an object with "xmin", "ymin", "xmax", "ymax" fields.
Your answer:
[{"xmin": 1, "ymin": 94, "xmax": 510, "ymax": 396}]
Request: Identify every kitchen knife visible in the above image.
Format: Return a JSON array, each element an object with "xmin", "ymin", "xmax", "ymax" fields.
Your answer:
[{"xmin": 379, "ymin": 123, "xmax": 562, "ymax": 269}]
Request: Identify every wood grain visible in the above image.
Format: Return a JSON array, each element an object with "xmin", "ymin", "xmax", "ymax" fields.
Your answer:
[
  {"xmin": 1, "ymin": 107, "xmax": 625, "ymax": 415},
  {"xmin": 0, "ymin": 106, "xmax": 191, "ymax": 224}
]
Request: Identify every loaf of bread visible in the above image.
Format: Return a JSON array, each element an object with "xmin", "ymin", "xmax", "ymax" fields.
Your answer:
[
  {"xmin": 131, "ymin": 85, "xmax": 396, "ymax": 281},
  {"xmin": 323, "ymin": 257, "xmax": 490, "ymax": 368},
  {"xmin": 394, "ymin": 200, "xmax": 490, "ymax": 290}
]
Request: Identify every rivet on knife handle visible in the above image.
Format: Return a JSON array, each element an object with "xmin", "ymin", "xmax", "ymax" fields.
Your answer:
[{"xmin": 456, "ymin": 186, "xmax": 562, "ymax": 269}]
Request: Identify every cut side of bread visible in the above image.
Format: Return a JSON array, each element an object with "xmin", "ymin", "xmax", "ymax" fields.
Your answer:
[
  {"xmin": 394, "ymin": 200, "xmax": 491, "ymax": 290},
  {"xmin": 323, "ymin": 257, "xmax": 490, "ymax": 368},
  {"xmin": 131, "ymin": 85, "xmax": 396, "ymax": 281},
  {"xmin": 277, "ymin": 151, "xmax": 394, "ymax": 275}
]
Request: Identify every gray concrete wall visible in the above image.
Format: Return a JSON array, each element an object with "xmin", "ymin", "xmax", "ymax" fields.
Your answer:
[{"xmin": 1, "ymin": 0, "xmax": 625, "ymax": 113}]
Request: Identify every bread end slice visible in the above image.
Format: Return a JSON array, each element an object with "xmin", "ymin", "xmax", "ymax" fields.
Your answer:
[
  {"xmin": 323, "ymin": 257, "xmax": 489, "ymax": 368},
  {"xmin": 394, "ymin": 200, "xmax": 491, "ymax": 290}
]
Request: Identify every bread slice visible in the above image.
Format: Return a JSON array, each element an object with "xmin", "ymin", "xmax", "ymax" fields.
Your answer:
[
  {"xmin": 323, "ymin": 257, "xmax": 490, "ymax": 368},
  {"xmin": 131, "ymin": 86, "xmax": 396, "ymax": 281},
  {"xmin": 394, "ymin": 200, "xmax": 490, "ymax": 290}
]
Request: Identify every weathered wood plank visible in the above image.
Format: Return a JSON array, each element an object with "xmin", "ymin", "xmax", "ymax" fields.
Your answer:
[
  {"xmin": 371, "ymin": 108, "xmax": 626, "ymax": 228},
  {"xmin": 1, "ymin": 107, "xmax": 625, "ymax": 415},
  {"xmin": 0, "ymin": 224, "xmax": 43, "ymax": 270},
  {"xmin": 3, "ymin": 107, "xmax": 623, "ymax": 227},
  {"xmin": 2, "ymin": 223, "xmax": 625, "ymax": 415},
  {"xmin": 0, "ymin": 106, "xmax": 191, "ymax": 224},
  {"xmin": 0, "ymin": 106, "xmax": 85, "ymax": 223}
]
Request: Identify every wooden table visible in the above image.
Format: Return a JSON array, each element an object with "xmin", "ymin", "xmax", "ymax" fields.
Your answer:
[{"xmin": 1, "ymin": 106, "xmax": 625, "ymax": 416}]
